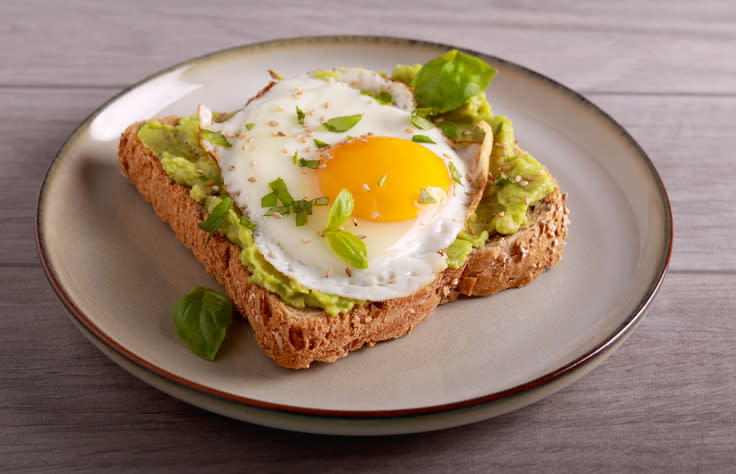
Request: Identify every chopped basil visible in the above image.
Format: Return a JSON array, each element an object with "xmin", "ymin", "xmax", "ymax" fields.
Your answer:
[
  {"xmin": 449, "ymin": 162, "xmax": 463, "ymax": 186},
  {"xmin": 313, "ymin": 196, "xmax": 329, "ymax": 206},
  {"xmin": 410, "ymin": 111, "xmax": 434, "ymax": 130},
  {"xmin": 296, "ymin": 106, "xmax": 305, "ymax": 125},
  {"xmin": 201, "ymin": 129, "xmax": 232, "ymax": 148},
  {"xmin": 377, "ymin": 174, "xmax": 387, "ymax": 187},
  {"xmin": 239, "ymin": 214, "xmax": 256, "ymax": 229},
  {"xmin": 173, "ymin": 286, "xmax": 233, "ymax": 361},
  {"xmin": 260, "ymin": 192, "xmax": 277, "ymax": 208},
  {"xmin": 313, "ymin": 138, "xmax": 329, "ymax": 149},
  {"xmin": 292, "ymin": 151, "xmax": 298, "ymax": 164},
  {"xmin": 418, "ymin": 188, "xmax": 437, "ymax": 203},
  {"xmin": 269, "ymin": 177, "xmax": 293, "ymax": 207},
  {"xmin": 298, "ymin": 158, "xmax": 320, "ymax": 169},
  {"xmin": 199, "ymin": 197, "xmax": 233, "ymax": 246},
  {"xmin": 246, "ymin": 123, "xmax": 255, "ymax": 131},
  {"xmin": 361, "ymin": 88, "xmax": 392, "ymax": 105},
  {"xmin": 412, "ymin": 134, "xmax": 435, "ymax": 144},
  {"xmin": 322, "ymin": 114, "xmax": 363, "ymax": 133}
]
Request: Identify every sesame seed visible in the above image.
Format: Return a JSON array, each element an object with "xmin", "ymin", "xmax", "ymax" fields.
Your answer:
[
  {"xmin": 291, "ymin": 94, "xmax": 299, "ymax": 99},
  {"xmin": 463, "ymin": 130, "xmax": 473, "ymax": 136},
  {"xmin": 307, "ymin": 131, "xmax": 315, "ymax": 137},
  {"xmin": 520, "ymin": 180, "xmax": 529, "ymax": 187},
  {"xmin": 305, "ymin": 146, "xmax": 312, "ymax": 153},
  {"xmin": 195, "ymin": 169, "xmax": 204, "ymax": 175},
  {"xmin": 299, "ymin": 137, "xmax": 307, "ymax": 144},
  {"xmin": 515, "ymin": 175, "xmax": 522, "ymax": 182},
  {"xmin": 320, "ymin": 116, "xmax": 326, "ymax": 122},
  {"xmin": 435, "ymin": 117, "xmax": 444, "ymax": 124},
  {"xmin": 317, "ymin": 163, "xmax": 327, "ymax": 169},
  {"xmin": 272, "ymin": 212, "xmax": 283, "ymax": 219},
  {"xmin": 207, "ymin": 180, "xmax": 214, "ymax": 186},
  {"xmin": 345, "ymin": 267, "xmax": 353, "ymax": 277},
  {"xmin": 211, "ymin": 185, "xmax": 219, "ymax": 193},
  {"xmin": 325, "ymin": 268, "xmax": 333, "ymax": 278},
  {"xmin": 249, "ymin": 160, "xmax": 256, "ymax": 167},
  {"xmin": 363, "ymin": 183, "xmax": 370, "ymax": 192},
  {"xmin": 224, "ymin": 131, "xmax": 234, "ymax": 138},
  {"xmin": 366, "ymin": 132, "xmax": 374, "ymax": 136},
  {"xmin": 248, "ymin": 176, "xmax": 257, "ymax": 183},
  {"xmin": 495, "ymin": 142, "xmax": 509, "ymax": 148},
  {"xmin": 524, "ymin": 197, "xmax": 529, "ymax": 205},
  {"xmin": 251, "ymin": 145, "xmax": 258, "ymax": 151},
  {"xmin": 323, "ymin": 102, "xmax": 329, "ymax": 109},
  {"xmin": 405, "ymin": 128, "xmax": 415, "ymax": 134},
  {"xmin": 268, "ymin": 120, "xmax": 278, "ymax": 127},
  {"xmin": 317, "ymin": 231, "xmax": 325, "ymax": 238},
  {"xmin": 247, "ymin": 137, "xmax": 255, "ymax": 143},
  {"xmin": 359, "ymin": 138, "xmax": 368, "ymax": 143},
  {"xmin": 227, "ymin": 165, "xmax": 234, "ymax": 171},
  {"xmin": 281, "ymin": 148, "xmax": 288, "ymax": 154},
  {"xmin": 277, "ymin": 131, "xmax": 286, "ymax": 137},
  {"xmin": 468, "ymin": 227, "xmax": 475, "ymax": 235},
  {"xmin": 497, "ymin": 211, "xmax": 505, "ymax": 217},
  {"xmin": 308, "ymin": 109, "xmax": 316, "ymax": 116},
  {"xmin": 241, "ymin": 145, "xmax": 248, "ymax": 151},
  {"xmin": 236, "ymin": 131, "xmax": 246, "ymax": 139},
  {"xmin": 275, "ymin": 106, "xmax": 283, "ymax": 112},
  {"xmin": 357, "ymin": 234, "xmax": 367, "ymax": 239},
  {"xmin": 370, "ymin": 211, "xmax": 379, "ymax": 219},
  {"xmin": 302, "ymin": 239, "xmax": 311, "ymax": 244},
  {"xmin": 353, "ymin": 217, "xmax": 358, "ymax": 227}
]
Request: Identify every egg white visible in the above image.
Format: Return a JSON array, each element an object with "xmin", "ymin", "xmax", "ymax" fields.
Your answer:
[{"xmin": 199, "ymin": 69, "xmax": 488, "ymax": 301}]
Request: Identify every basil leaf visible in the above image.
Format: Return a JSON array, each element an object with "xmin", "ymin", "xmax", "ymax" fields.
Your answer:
[
  {"xmin": 261, "ymin": 191, "xmax": 277, "ymax": 208},
  {"xmin": 418, "ymin": 188, "xmax": 437, "ymax": 203},
  {"xmin": 412, "ymin": 134, "xmax": 435, "ymax": 144},
  {"xmin": 246, "ymin": 123, "xmax": 255, "ymax": 131},
  {"xmin": 326, "ymin": 188, "xmax": 354, "ymax": 231},
  {"xmin": 199, "ymin": 198, "xmax": 232, "ymax": 246},
  {"xmin": 322, "ymin": 114, "xmax": 363, "ymax": 132},
  {"xmin": 298, "ymin": 158, "xmax": 321, "ymax": 169},
  {"xmin": 449, "ymin": 161, "xmax": 463, "ymax": 186},
  {"xmin": 413, "ymin": 50, "xmax": 496, "ymax": 113},
  {"xmin": 313, "ymin": 138, "xmax": 329, "ymax": 149},
  {"xmin": 410, "ymin": 111, "xmax": 434, "ymax": 130},
  {"xmin": 296, "ymin": 106, "xmax": 305, "ymax": 125},
  {"xmin": 201, "ymin": 129, "xmax": 232, "ymax": 148},
  {"xmin": 173, "ymin": 286, "xmax": 233, "ymax": 361},
  {"xmin": 268, "ymin": 177, "xmax": 293, "ymax": 207},
  {"xmin": 239, "ymin": 214, "xmax": 256, "ymax": 229},
  {"xmin": 325, "ymin": 230, "xmax": 368, "ymax": 269}
]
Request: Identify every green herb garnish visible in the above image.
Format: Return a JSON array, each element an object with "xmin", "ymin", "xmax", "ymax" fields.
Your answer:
[
  {"xmin": 298, "ymin": 158, "xmax": 321, "ymax": 169},
  {"xmin": 269, "ymin": 177, "xmax": 293, "ymax": 207},
  {"xmin": 314, "ymin": 138, "xmax": 329, "ymax": 149},
  {"xmin": 410, "ymin": 110, "xmax": 434, "ymax": 130},
  {"xmin": 449, "ymin": 162, "xmax": 463, "ymax": 186},
  {"xmin": 173, "ymin": 286, "xmax": 233, "ymax": 361},
  {"xmin": 323, "ymin": 189, "xmax": 368, "ymax": 269},
  {"xmin": 361, "ymin": 88, "xmax": 392, "ymax": 105},
  {"xmin": 261, "ymin": 179, "xmax": 326, "ymax": 226},
  {"xmin": 412, "ymin": 49, "xmax": 496, "ymax": 114},
  {"xmin": 296, "ymin": 106, "xmax": 305, "ymax": 125},
  {"xmin": 377, "ymin": 174, "xmax": 387, "ymax": 187},
  {"xmin": 412, "ymin": 134, "xmax": 435, "ymax": 144},
  {"xmin": 199, "ymin": 197, "xmax": 233, "ymax": 246},
  {"xmin": 246, "ymin": 123, "xmax": 255, "ymax": 131},
  {"xmin": 322, "ymin": 114, "xmax": 363, "ymax": 133},
  {"xmin": 239, "ymin": 214, "xmax": 256, "ymax": 229},
  {"xmin": 261, "ymin": 192, "xmax": 278, "ymax": 208},
  {"xmin": 201, "ymin": 129, "xmax": 232, "ymax": 148},
  {"xmin": 418, "ymin": 188, "xmax": 437, "ymax": 204}
]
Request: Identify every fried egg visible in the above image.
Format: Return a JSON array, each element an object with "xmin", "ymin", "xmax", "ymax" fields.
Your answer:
[{"xmin": 199, "ymin": 68, "xmax": 490, "ymax": 301}]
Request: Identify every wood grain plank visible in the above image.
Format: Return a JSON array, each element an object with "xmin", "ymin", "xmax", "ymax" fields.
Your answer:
[
  {"xmin": 1, "ymin": 1, "xmax": 735, "ymax": 94},
  {"xmin": 2, "ymin": 268, "xmax": 734, "ymax": 471},
  {"xmin": 3, "ymin": 87, "xmax": 733, "ymax": 270}
]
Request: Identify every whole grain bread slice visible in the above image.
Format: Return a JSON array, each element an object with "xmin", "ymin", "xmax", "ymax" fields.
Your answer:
[{"xmin": 119, "ymin": 117, "xmax": 568, "ymax": 368}]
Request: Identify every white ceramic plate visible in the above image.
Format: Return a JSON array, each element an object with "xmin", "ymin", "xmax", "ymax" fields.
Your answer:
[{"xmin": 37, "ymin": 36, "xmax": 671, "ymax": 435}]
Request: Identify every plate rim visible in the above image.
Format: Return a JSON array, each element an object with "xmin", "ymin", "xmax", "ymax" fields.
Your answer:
[{"xmin": 35, "ymin": 35, "xmax": 673, "ymax": 421}]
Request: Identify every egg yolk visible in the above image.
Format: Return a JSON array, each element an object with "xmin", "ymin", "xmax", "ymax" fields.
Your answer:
[{"xmin": 316, "ymin": 136, "xmax": 451, "ymax": 222}]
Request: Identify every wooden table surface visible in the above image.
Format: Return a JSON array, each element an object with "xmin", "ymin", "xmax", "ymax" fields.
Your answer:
[{"xmin": 3, "ymin": 1, "xmax": 735, "ymax": 471}]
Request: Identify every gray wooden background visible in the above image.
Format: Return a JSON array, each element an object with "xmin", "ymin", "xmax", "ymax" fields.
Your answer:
[{"xmin": 2, "ymin": 1, "xmax": 734, "ymax": 471}]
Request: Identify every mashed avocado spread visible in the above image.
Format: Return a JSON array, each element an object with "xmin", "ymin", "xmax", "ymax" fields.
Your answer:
[{"xmin": 138, "ymin": 55, "xmax": 552, "ymax": 316}]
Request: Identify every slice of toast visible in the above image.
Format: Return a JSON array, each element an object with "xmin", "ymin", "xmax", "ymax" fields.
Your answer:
[{"xmin": 119, "ymin": 116, "xmax": 568, "ymax": 368}]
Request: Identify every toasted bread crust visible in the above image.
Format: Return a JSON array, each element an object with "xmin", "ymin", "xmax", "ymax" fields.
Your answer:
[{"xmin": 119, "ymin": 117, "xmax": 567, "ymax": 368}]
